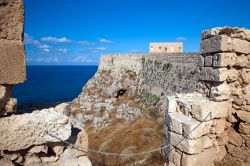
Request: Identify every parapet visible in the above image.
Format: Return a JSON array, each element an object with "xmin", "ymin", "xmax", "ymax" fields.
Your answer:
[
  {"xmin": 0, "ymin": 0, "xmax": 26, "ymax": 84},
  {"xmin": 149, "ymin": 42, "xmax": 183, "ymax": 53}
]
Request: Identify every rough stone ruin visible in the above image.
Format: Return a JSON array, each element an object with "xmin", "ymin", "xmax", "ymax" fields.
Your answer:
[
  {"xmin": 150, "ymin": 42, "xmax": 183, "ymax": 53},
  {"xmin": 0, "ymin": 0, "xmax": 91, "ymax": 165}
]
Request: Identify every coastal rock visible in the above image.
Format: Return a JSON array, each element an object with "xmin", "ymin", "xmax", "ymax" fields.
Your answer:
[
  {"xmin": 55, "ymin": 103, "xmax": 70, "ymax": 116},
  {"xmin": 0, "ymin": 109, "xmax": 71, "ymax": 151}
]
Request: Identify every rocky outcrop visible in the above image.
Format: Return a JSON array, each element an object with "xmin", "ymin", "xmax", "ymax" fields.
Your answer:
[{"xmin": 0, "ymin": 108, "xmax": 91, "ymax": 166}]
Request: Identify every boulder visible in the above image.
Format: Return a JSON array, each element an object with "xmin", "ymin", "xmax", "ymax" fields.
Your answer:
[
  {"xmin": 0, "ymin": 110, "xmax": 71, "ymax": 151},
  {"xmin": 210, "ymin": 82, "xmax": 231, "ymax": 101},
  {"xmin": 236, "ymin": 110, "xmax": 250, "ymax": 123},
  {"xmin": 239, "ymin": 122, "xmax": 250, "ymax": 135}
]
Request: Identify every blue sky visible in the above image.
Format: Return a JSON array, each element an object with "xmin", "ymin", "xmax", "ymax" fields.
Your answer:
[{"xmin": 24, "ymin": 0, "xmax": 250, "ymax": 65}]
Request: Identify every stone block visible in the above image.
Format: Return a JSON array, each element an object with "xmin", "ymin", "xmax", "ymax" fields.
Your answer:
[
  {"xmin": 204, "ymin": 55, "xmax": 213, "ymax": 67},
  {"xmin": 191, "ymin": 100, "xmax": 230, "ymax": 121},
  {"xmin": 181, "ymin": 148, "xmax": 216, "ymax": 166},
  {"xmin": 227, "ymin": 69, "xmax": 239, "ymax": 82},
  {"xmin": 210, "ymin": 82, "xmax": 231, "ymax": 101},
  {"xmin": 0, "ymin": 40, "xmax": 26, "ymax": 84},
  {"xmin": 166, "ymin": 96, "xmax": 178, "ymax": 113},
  {"xmin": 170, "ymin": 132, "xmax": 211, "ymax": 154},
  {"xmin": 235, "ymin": 54, "xmax": 249, "ymax": 67},
  {"xmin": 199, "ymin": 67, "xmax": 228, "ymax": 82},
  {"xmin": 240, "ymin": 68, "xmax": 250, "ymax": 84},
  {"xmin": 227, "ymin": 128, "xmax": 243, "ymax": 147},
  {"xmin": 236, "ymin": 110, "xmax": 250, "ymax": 123},
  {"xmin": 213, "ymin": 53, "xmax": 237, "ymax": 67},
  {"xmin": 201, "ymin": 28, "xmax": 220, "ymax": 40},
  {"xmin": 232, "ymin": 38, "xmax": 250, "ymax": 54},
  {"xmin": 200, "ymin": 35, "xmax": 232, "ymax": 54},
  {"xmin": 239, "ymin": 122, "xmax": 250, "ymax": 135},
  {"xmin": 168, "ymin": 147, "xmax": 182, "ymax": 166},
  {"xmin": 215, "ymin": 146, "xmax": 227, "ymax": 162},
  {"xmin": 212, "ymin": 118, "xmax": 226, "ymax": 134},
  {"xmin": 167, "ymin": 112, "xmax": 213, "ymax": 139}
]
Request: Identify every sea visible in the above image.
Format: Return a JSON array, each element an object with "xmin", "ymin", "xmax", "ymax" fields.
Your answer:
[{"xmin": 13, "ymin": 66, "xmax": 98, "ymax": 113}]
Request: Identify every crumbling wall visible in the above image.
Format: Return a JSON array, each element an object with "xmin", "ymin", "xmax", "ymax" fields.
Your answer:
[
  {"xmin": 199, "ymin": 27, "xmax": 250, "ymax": 166},
  {"xmin": 164, "ymin": 27, "xmax": 250, "ymax": 166}
]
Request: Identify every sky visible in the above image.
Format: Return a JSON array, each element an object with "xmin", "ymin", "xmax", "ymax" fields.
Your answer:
[{"xmin": 24, "ymin": 0, "xmax": 250, "ymax": 65}]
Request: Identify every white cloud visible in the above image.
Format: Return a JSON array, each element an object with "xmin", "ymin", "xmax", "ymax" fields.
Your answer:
[
  {"xmin": 43, "ymin": 48, "xmax": 51, "ymax": 52},
  {"xmin": 57, "ymin": 48, "xmax": 68, "ymax": 54},
  {"xmin": 36, "ymin": 57, "xmax": 60, "ymax": 63},
  {"xmin": 39, "ymin": 44, "xmax": 50, "ymax": 49},
  {"xmin": 176, "ymin": 37, "xmax": 187, "ymax": 41},
  {"xmin": 41, "ymin": 36, "xmax": 72, "ymax": 43},
  {"xmin": 99, "ymin": 38, "xmax": 112, "ymax": 43},
  {"xmin": 25, "ymin": 33, "xmax": 52, "ymax": 53},
  {"xmin": 89, "ymin": 47, "xmax": 107, "ymax": 53},
  {"xmin": 71, "ymin": 56, "xmax": 93, "ymax": 63},
  {"xmin": 77, "ymin": 41, "xmax": 94, "ymax": 46}
]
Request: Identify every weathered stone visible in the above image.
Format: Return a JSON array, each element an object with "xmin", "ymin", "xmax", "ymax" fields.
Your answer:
[
  {"xmin": 29, "ymin": 145, "xmax": 48, "ymax": 154},
  {"xmin": 166, "ymin": 96, "xmax": 178, "ymax": 113},
  {"xmin": 215, "ymin": 146, "xmax": 227, "ymax": 162},
  {"xmin": 58, "ymin": 151, "xmax": 92, "ymax": 166},
  {"xmin": 41, "ymin": 156, "xmax": 59, "ymax": 163},
  {"xmin": 236, "ymin": 110, "xmax": 250, "ymax": 123},
  {"xmin": 232, "ymin": 38, "xmax": 250, "ymax": 54},
  {"xmin": 181, "ymin": 148, "xmax": 216, "ymax": 166},
  {"xmin": 199, "ymin": 67, "xmax": 228, "ymax": 82},
  {"xmin": 227, "ymin": 128, "xmax": 243, "ymax": 146},
  {"xmin": 167, "ymin": 112, "xmax": 213, "ymax": 139},
  {"xmin": 235, "ymin": 54, "xmax": 249, "ymax": 68},
  {"xmin": 24, "ymin": 154, "xmax": 41, "ymax": 165},
  {"xmin": 227, "ymin": 69, "xmax": 239, "ymax": 82},
  {"xmin": 0, "ymin": 110, "xmax": 71, "ymax": 151},
  {"xmin": 210, "ymin": 82, "xmax": 231, "ymax": 101},
  {"xmin": 168, "ymin": 147, "xmax": 181, "ymax": 166},
  {"xmin": 239, "ymin": 122, "xmax": 250, "ymax": 135},
  {"xmin": 212, "ymin": 118, "xmax": 226, "ymax": 134},
  {"xmin": 201, "ymin": 28, "xmax": 220, "ymax": 40},
  {"xmin": 55, "ymin": 103, "xmax": 70, "ymax": 116},
  {"xmin": 213, "ymin": 53, "xmax": 237, "ymax": 67},
  {"xmin": 4, "ymin": 98, "xmax": 17, "ymax": 114},
  {"xmin": 240, "ymin": 68, "xmax": 250, "ymax": 84},
  {"xmin": 217, "ymin": 132, "xmax": 229, "ymax": 146},
  {"xmin": 204, "ymin": 55, "xmax": 213, "ymax": 67},
  {"xmin": 200, "ymin": 35, "xmax": 232, "ymax": 54},
  {"xmin": 170, "ymin": 132, "xmax": 211, "ymax": 154},
  {"xmin": 191, "ymin": 100, "xmax": 230, "ymax": 121},
  {"xmin": 0, "ymin": 40, "xmax": 26, "ymax": 84},
  {"xmin": 0, "ymin": 159, "xmax": 15, "ymax": 166},
  {"xmin": 52, "ymin": 145, "xmax": 65, "ymax": 155}
]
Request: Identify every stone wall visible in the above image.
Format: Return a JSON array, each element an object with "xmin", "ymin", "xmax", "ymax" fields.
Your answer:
[
  {"xmin": 139, "ymin": 53, "xmax": 203, "ymax": 99},
  {"xmin": 98, "ymin": 54, "xmax": 144, "ymax": 75},
  {"xmin": 0, "ymin": 0, "xmax": 26, "ymax": 84},
  {"xmin": 164, "ymin": 27, "xmax": 250, "ymax": 166}
]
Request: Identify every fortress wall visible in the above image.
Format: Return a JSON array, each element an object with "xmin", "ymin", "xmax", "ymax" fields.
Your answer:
[
  {"xmin": 139, "ymin": 53, "xmax": 203, "ymax": 98},
  {"xmin": 98, "ymin": 54, "xmax": 144, "ymax": 75}
]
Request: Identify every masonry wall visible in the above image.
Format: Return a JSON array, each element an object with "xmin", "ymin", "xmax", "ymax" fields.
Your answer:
[
  {"xmin": 139, "ymin": 53, "xmax": 203, "ymax": 98},
  {"xmin": 98, "ymin": 54, "xmax": 144, "ymax": 74}
]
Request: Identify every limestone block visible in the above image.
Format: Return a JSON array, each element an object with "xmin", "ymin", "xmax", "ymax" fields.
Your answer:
[
  {"xmin": 191, "ymin": 100, "xmax": 230, "ymax": 121},
  {"xmin": 212, "ymin": 118, "xmax": 226, "ymax": 134},
  {"xmin": 170, "ymin": 132, "xmax": 211, "ymax": 154},
  {"xmin": 0, "ymin": 110, "xmax": 71, "ymax": 151},
  {"xmin": 215, "ymin": 146, "xmax": 227, "ymax": 162},
  {"xmin": 204, "ymin": 55, "xmax": 213, "ymax": 67},
  {"xmin": 227, "ymin": 69, "xmax": 239, "ymax": 82},
  {"xmin": 235, "ymin": 54, "xmax": 249, "ymax": 67},
  {"xmin": 24, "ymin": 154, "xmax": 41, "ymax": 165},
  {"xmin": 243, "ymin": 84, "xmax": 250, "ymax": 105},
  {"xmin": 227, "ymin": 128, "xmax": 243, "ymax": 147},
  {"xmin": 0, "ymin": 40, "xmax": 26, "ymax": 84},
  {"xmin": 199, "ymin": 67, "xmax": 228, "ymax": 82},
  {"xmin": 166, "ymin": 96, "xmax": 178, "ymax": 113},
  {"xmin": 239, "ymin": 122, "xmax": 250, "ymax": 135},
  {"xmin": 55, "ymin": 103, "xmax": 70, "ymax": 116},
  {"xmin": 236, "ymin": 110, "xmax": 250, "ymax": 123},
  {"xmin": 168, "ymin": 147, "xmax": 182, "ymax": 166},
  {"xmin": 200, "ymin": 35, "xmax": 232, "ymax": 54},
  {"xmin": 213, "ymin": 53, "xmax": 237, "ymax": 67},
  {"xmin": 240, "ymin": 68, "xmax": 250, "ymax": 84},
  {"xmin": 167, "ymin": 112, "xmax": 213, "ymax": 139},
  {"xmin": 181, "ymin": 148, "xmax": 216, "ymax": 166},
  {"xmin": 210, "ymin": 82, "xmax": 231, "ymax": 101},
  {"xmin": 201, "ymin": 28, "xmax": 220, "ymax": 40},
  {"xmin": 216, "ymin": 132, "xmax": 229, "ymax": 146},
  {"xmin": 232, "ymin": 38, "xmax": 250, "ymax": 54},
  {"xmin": 0, "ymin": 0, "xmax": 24, "ymax": 40}
]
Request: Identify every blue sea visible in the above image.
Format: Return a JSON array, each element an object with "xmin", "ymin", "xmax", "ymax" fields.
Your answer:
[{"xmin": 13, "ymin": 66, "xmax": 97, "ymax": 112}]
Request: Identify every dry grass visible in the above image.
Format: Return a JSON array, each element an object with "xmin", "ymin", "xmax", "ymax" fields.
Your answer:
[{"xmin": 87, "ymin": 116, "xmax": 166, "ymax": 166}]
